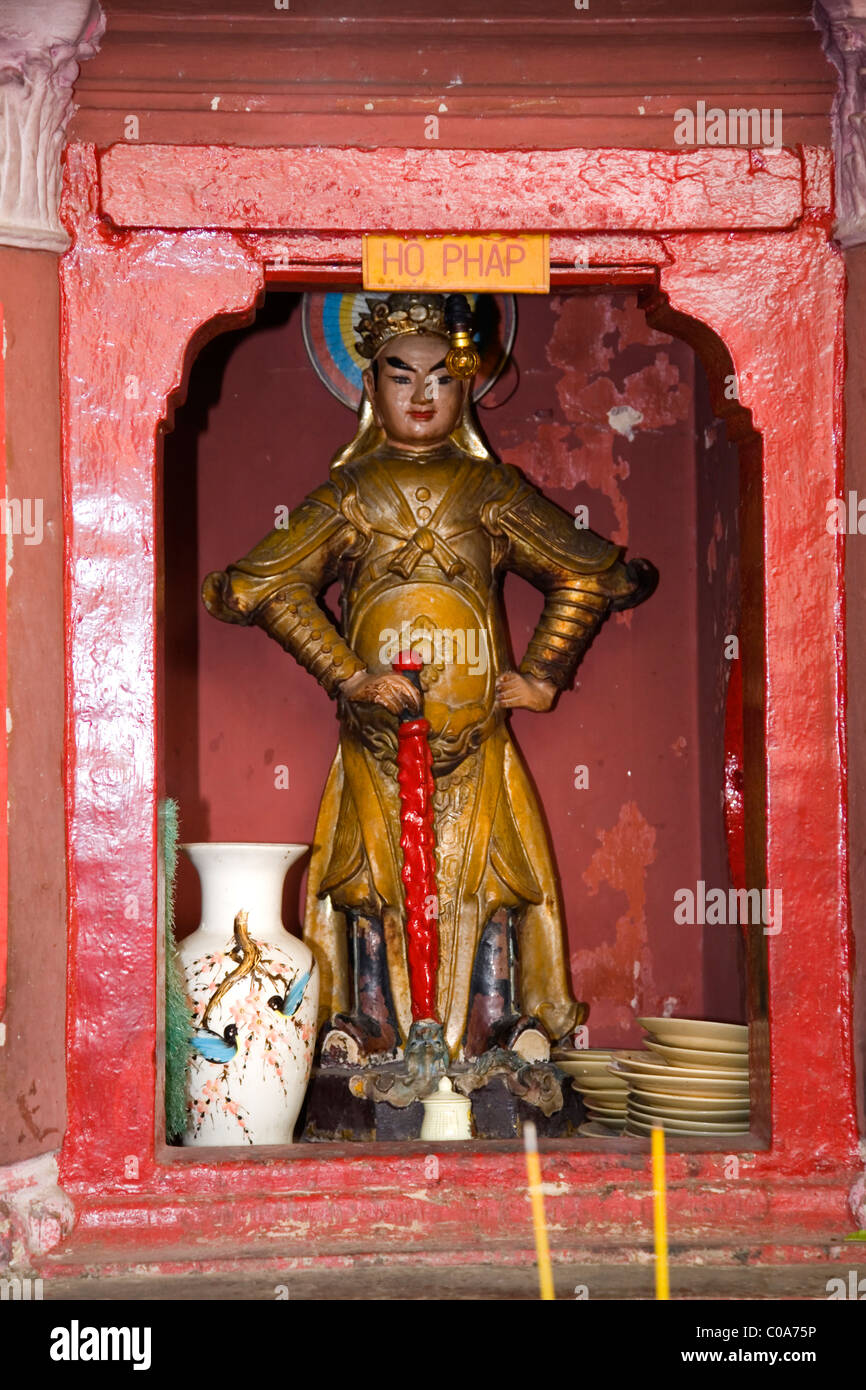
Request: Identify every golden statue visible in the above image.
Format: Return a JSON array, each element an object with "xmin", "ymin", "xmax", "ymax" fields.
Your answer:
[{"xmin": 203, "ymin": 292, "xmax": 656, "ymax": 1084}]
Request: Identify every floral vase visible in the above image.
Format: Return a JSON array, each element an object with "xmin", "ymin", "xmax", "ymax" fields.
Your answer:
[{"xmin": 179, "ymin": 842, "xmax": 317, "ymax": 1146}]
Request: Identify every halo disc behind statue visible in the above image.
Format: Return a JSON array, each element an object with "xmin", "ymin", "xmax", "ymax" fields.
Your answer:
[{"xmin": 302, "ymin": 291, "xmax": 516, "ymax": 409}]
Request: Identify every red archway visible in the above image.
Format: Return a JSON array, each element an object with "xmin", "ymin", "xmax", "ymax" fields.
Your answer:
[{"xmin": 55, "ymin": 140, "xmax": 857, "ymax": 1269}]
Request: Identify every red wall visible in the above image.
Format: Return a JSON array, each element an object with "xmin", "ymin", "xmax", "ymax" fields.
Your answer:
[
  {"xmin": 846, "ymin": 248, "xmax": 866, "ymax": 1133},
  {"xmin": 163, "ymin": 288, "xmax": 744, "ymax": 1045}
]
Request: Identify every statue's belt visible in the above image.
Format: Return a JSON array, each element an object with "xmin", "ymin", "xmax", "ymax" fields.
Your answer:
[{"xmin": 341, "ymin": 701, "xmax": 500, "ymax": 777}]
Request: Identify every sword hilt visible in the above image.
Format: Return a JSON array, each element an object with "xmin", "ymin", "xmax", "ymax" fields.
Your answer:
[{"xmin": 392, "ymin": 650, "xmax": 424, "ymax": 724}]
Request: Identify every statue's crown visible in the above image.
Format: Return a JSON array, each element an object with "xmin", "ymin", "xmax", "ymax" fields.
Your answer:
[{"xmin": 355, "ymin": 293, "xmax": 448, "ymax": 359}]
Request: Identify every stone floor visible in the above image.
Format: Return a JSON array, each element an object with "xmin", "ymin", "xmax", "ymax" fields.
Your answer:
[{"xmin": 37, "ymin": 1259, "xmax": 859, "ymax": 1300}]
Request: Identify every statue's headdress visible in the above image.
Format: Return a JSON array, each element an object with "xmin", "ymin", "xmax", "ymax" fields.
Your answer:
[
  {"xmin": 355, "ymin": 292, "xmax": 481, "ymax": 379},
  {"xmin": 299, "ymin": 289, "xmax": 515, "ymax": 471}
]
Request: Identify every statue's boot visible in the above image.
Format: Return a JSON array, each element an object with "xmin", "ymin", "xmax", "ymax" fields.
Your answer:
[
  {"xmin": 488, "ymin": 1014, "xmax": 550, "ymax": 1062},
  {"xmin": 319, "ymin": 911, "xmax": 398, "ymax": 1065},
  {"xmin": 319, "ymin": 1013, "xmax": 397, "ymax": 1065},
  {"xmin": 463, "ymin": 908, "xmax": 551, "ymax": 1063}
]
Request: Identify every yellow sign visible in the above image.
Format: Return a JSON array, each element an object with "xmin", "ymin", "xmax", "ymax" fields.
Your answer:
[{"xmin": 363, "ymin": 233, "xmax": 549, "ymax": 294}]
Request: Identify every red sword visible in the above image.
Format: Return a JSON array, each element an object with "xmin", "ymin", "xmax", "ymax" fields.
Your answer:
[{"xmin": 393, "ymin": 651, "xmax": 438, "ymax": 1022}]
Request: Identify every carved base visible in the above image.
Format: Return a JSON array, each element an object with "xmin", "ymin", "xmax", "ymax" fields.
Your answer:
[
  {"xmin": 299, "ymin": 1054, "xmax": 582, "ymax": 1141},
  {"xmin": 452, "ymin": 1048, "xmax": 564, "ymax": 1116}
]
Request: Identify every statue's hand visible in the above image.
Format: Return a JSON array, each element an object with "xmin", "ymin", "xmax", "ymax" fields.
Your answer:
[
  {"xmin": 340, "ymin": 669, "xmax": 423, "ymax": 716},
  {"xmin": 495, "ymin": 671, "xmax": 557, "ymax": 712}
]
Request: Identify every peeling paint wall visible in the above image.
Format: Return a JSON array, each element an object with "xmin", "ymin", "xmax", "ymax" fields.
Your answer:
[{"xmin": 163, "ymin": 289, "xmax": 744, "ymax": 1050}]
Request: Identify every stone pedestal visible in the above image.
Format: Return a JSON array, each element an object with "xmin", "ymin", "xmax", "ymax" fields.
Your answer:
[{"xmin": 299, "ymin": 1064, "xmax": 585, "ymax": 1142}]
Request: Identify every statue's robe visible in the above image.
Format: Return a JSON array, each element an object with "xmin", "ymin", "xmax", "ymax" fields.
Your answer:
[{"xmin": 204, "ymin": 441, "xmax": 651, "ymax": 1057}]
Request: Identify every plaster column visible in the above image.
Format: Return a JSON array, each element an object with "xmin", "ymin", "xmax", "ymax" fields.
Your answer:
[
  {"xmin": 0, "ymin": 0, "xmax": 104, "ymax": 252},
  {"xmin": 816, "ymin": 0, "xmax": 866, "ymax": 248}
]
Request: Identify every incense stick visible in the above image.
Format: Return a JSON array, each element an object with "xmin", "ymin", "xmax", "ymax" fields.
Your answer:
[
  {"xmin": 651, "ymin": 1124, "xmax": 670, "ymax": 1300},
  {"xmin": 523, "ymin": 1121, "xmax": 555, "ymax": 1301}
]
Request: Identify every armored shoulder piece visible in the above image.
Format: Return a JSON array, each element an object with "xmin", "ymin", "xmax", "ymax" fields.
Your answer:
[
  {"xmin": 202, "ymin": 481, "xmax": 365, "ymax": 697},
  {"xmin": 497, "ymin": 486, "xmax": 622, "ymax": 576},
  {"xmin": 497, "ymin": 484, "xmax": 657, "ymax": 689},
  {"xmin": 203, "ymin": 482, "xmax": 349, "ymax": 623}
]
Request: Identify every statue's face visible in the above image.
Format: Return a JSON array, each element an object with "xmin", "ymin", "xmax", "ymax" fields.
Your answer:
[{"xmin": 363, "ymin": 333, "xmax": 470, "ymax": 451}]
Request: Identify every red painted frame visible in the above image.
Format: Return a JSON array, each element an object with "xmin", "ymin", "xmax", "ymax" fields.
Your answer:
[
  {"xmin": 54, "ymin": 141, "xmax": 859, "ymax": 1268},
  {"xmin": 0, "ymin": 306, "xmax": 6, "ymax": 1038}
]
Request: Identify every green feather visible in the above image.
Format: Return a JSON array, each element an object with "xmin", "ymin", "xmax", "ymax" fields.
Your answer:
[{"xmin": 160, "ymin": 798, "xmax": 193, "ymax": 1141}]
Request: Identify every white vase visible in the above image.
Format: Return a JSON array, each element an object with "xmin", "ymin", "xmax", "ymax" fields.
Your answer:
[{"xmin": 178, "ymin": 842, "xmax": 317, "ymax": 1146}]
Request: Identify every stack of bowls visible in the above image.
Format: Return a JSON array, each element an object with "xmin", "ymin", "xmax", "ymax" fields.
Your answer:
[
  {"xmin": 552, "ymin": 1049, "xmax": 642, "ymax": 1135},
  {"xmin": 609, "ymin": 1019, "xmax": 750, "ymax": 1137}
]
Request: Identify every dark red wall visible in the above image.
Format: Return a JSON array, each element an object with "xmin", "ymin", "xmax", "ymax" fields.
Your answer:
[
  {"xmin": 71, "ymin": 1, "xmax": 834, "ymax": 152},
  {"xmin": 0, "ymin": 252, "xmax": 67, "ymax": 1165},
  {"xmin": 695, "ymin": 357, "xmax": 745, "ymax": 1018},
  {"xmin": 163, "ymin": 289, "xmax": 744, "ymax": 1046}
]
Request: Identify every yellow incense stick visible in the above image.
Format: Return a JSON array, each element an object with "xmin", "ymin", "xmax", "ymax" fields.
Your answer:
[
  {"xmin": 651, "ymin": 1124, "xmax": 670, "ymax": 1300},
  {"xmin": 523, "ymin": 1121, "xmax": 555, "ymax": 1301}
]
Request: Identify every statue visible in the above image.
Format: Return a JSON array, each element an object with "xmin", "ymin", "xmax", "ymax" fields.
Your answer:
[{"xmin": 203, "ymin": 291, "xmax": 657, "ymax": 1102}]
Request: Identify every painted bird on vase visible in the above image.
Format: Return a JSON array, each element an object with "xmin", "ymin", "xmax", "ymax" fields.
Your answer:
[
  {"xmin": 268, "ymin": 964, "xmax": 315, "ymax": 1019},
  {"xmin": 190, "ymin": 1022, "xmax": 239, "ymax": 1064}
]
